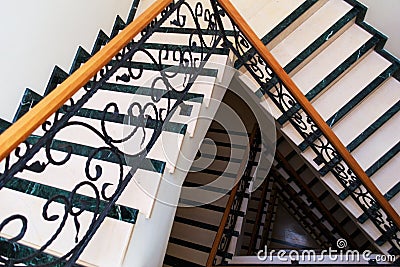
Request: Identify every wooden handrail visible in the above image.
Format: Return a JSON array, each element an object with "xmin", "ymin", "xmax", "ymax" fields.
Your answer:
[
  {"xmin": 206, "ymin": 125, "xmax": 258, "ymax": 267},
  {"xmin": 217, "ymin": 0, "xmax": 400, "ymax": 230},
  {"xmin": 0, "ymin": 0, "xmax": 172, "ymax": 162}
]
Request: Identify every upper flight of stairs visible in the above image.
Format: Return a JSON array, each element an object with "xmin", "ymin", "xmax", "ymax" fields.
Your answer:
[
  {"xmin": 231, "ymin": 0, "xmax": 400, "ymax": 257},
  {"xmin": 0, "ymin": 0, "xmax": 400, "ymax": 265}
]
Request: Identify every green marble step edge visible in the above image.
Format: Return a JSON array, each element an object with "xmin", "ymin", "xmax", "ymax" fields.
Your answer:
[
  {"xmin": 319, "ymin": 101, "xmax": 400, "ymax": 177},
  {"xmin": 45, "ymin": 65, "xmax": 205, "ymax": 105},
  {"xmin": 337, "ymin": 142, "xmax": 399, "ymax": 200},
  {"xmin": 4, "ymin": 174, "xmax": 138, "ymax": 224},
  {"xmin": 91, "ymin": 28, "xmax": 230, "ymax": 56},
  {"xmin": 0, "ymin": 118, "xmax": 165, "ymax": 174},
  {"xmin": 276, "ymin": 32, "xmax": 384, "ymax": 125},
  {"xmin": 13, "ymin": 88, "xmax": 188, "ymax": 136},
  {"xmin": 0, "ymin": 236, "xmax": 79, "ymax": 267},
  {"xmin": 0, "ymin": 119, "xmax": 140, "ymax": 224},
  {"xmin": 252, "ymin": 5, "xmax": 364, "ymax": 103}
]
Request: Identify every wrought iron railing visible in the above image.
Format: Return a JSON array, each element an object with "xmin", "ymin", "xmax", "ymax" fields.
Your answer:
[{"xmin": 0, "ymin": 0, "xmax": 399, "ymax": 265}]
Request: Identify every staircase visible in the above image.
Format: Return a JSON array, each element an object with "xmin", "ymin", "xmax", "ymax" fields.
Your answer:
[
  {"xmin": 0, "ymin": 0, "xmax": 399, "ymax": 266},
  {"xmin": 0, "ymin": 1, "xmax": 233, "ymax": 265}
]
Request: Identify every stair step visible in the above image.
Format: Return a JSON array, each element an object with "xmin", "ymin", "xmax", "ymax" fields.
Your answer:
[
  {"xmin": 352, "ymin": 112, "xmax": 399, "ymax": 172},
  {"xmin": 260, "ymin": 25, "xmax": 379, "ymax": 123},
  {"xmin": 175, "ymin": 207, "xmax": 223, "ymax": 227},
  {"xmin": 3, "ymin": 174, "xmax": 138, "ymax": 224},
  {"xmin": 297, "ymin": 52, "xmax": 396, "ymax": 151},
  {"xmin": 296, "ymin": 78, "xmax": 400, "ymax": 175},
  {"xmin": 332, "ymin": 78, "xmax": 400, "ymax": 151},
  {"xmin": 170, "ymin": 221, "xmax": 218, "ymax": 249},
  {"xmin": 290, "ymin": 23, "xmax": 375, "ymax": 96},
  {"xmin": 164, "ymin": 248, "xmax": 204, "ymax": 267}
]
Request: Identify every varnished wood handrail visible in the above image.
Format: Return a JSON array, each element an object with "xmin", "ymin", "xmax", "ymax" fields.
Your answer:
[
  {"xmin": 206, "ymin": 125, "xmax": 258, "ymax": 267},
  {"xmin": 0, "ymin": 0, "xmax": 172, "ymax": 162},
  {"xmin": 217, "ymin": 0, "xmax": 400, "ymax": 230}
]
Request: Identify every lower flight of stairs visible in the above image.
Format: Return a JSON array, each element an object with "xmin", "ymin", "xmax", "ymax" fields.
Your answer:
[{"xmin": 163, "ymin": 123, "xmax": 259, "ymax": 266}]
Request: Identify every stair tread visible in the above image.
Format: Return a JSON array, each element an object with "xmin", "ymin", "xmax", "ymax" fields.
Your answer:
[
  {"xmin": 175, "ymin": 207, "xmax": 223, "ymax": 227},
  {"xmin": 332, "ymin": 77, "xmax": 400, "ymax": 147},
  {"xmin": 271, "ymin": 0, "xmax": 352, "ymax": 68},
  {"xmin": 0, "ymin": 148, "xmax": 162, "ymax": 217},
  {"xmin": 311, "ymin": 51, "xmax": 392, "ymax": 121},
  {"xmin": 165, "ymin": 243, "xmax": 207, "ymax": 266},
  {"xmin": 170, "ymin": 221, "xmax": 217, "ymax": 248},
  {"xmin": 352, "ymin": 112, "xmax": 399, "ymax": 170},
  {"xmin": 370, "ymin": 151, "xmax": 400, "ymax": 198},
  {"xmin": 246, "ymin": 0, "xmax": 306, "ymax": 38}
]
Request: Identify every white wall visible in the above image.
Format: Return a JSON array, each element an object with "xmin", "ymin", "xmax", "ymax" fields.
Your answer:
[
  {"xmin": 0, "ymin": 0, "xmax": 133, "ymax": 121},
  {"xmin": 359, "ymin": 0, "xmax": 400, "ymax": 59}
]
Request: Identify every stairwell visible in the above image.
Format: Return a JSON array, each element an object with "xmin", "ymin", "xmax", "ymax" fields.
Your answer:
[{"xmin": 0, "ymin": 0, "xmax": 399, "ymax": 266}]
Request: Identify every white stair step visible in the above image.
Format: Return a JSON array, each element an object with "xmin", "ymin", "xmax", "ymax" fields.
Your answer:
[
  {"xmin": 332, "ymin": 77, "xmax": 400, "ymax": 148},
  {"xmin": 295, "ymin": 78, "xmax": 399, "ymax": 173},
  {"xmin": 243, "ymin": 0, "xmax": 306, "ymax": 39},
  {"xmin": 198, "ymin": 139, "xmax": 247, "ymax": 160},
  {"xmin": 1, "ymin": 149, "xmax": 161, "ymax": 218},
  {"xmin": 0, "ymin": 188, "xmax": 132, "ymax": 267},
  {"xmin": 271, "ymin": 0, "xmax": 353, "ymax": 69},
  {"xmin": 170, "ymin": 221, "xmax": 216, "ymax": 248},
  {"xmin": 71, "ymin": 85, "xmax": 203, "ymax": 136},
  {"xmin": 180, "ymin": 194, "xmax": 230, "ymax": 209},
  {"xmin": 191, "ymin": 158, "xmax": 241, "ymax": 176},
  {"xmin": 311, "ymin": 51, "xmax": 392, "ymax": 121},
  {"xmin": 291, "ymin": 24, "xmax": 372, "ymax": 95},
  {"xmin": 175, "ymin": 207, "xmax": 223, "ymax": 227},
  {"xmin": 179, "ymin": 184, "xmax": 231, "ymax": 205},
  {"xmin": 185, "ymin": 173, "xmax": 237, "ymax": 191}
]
